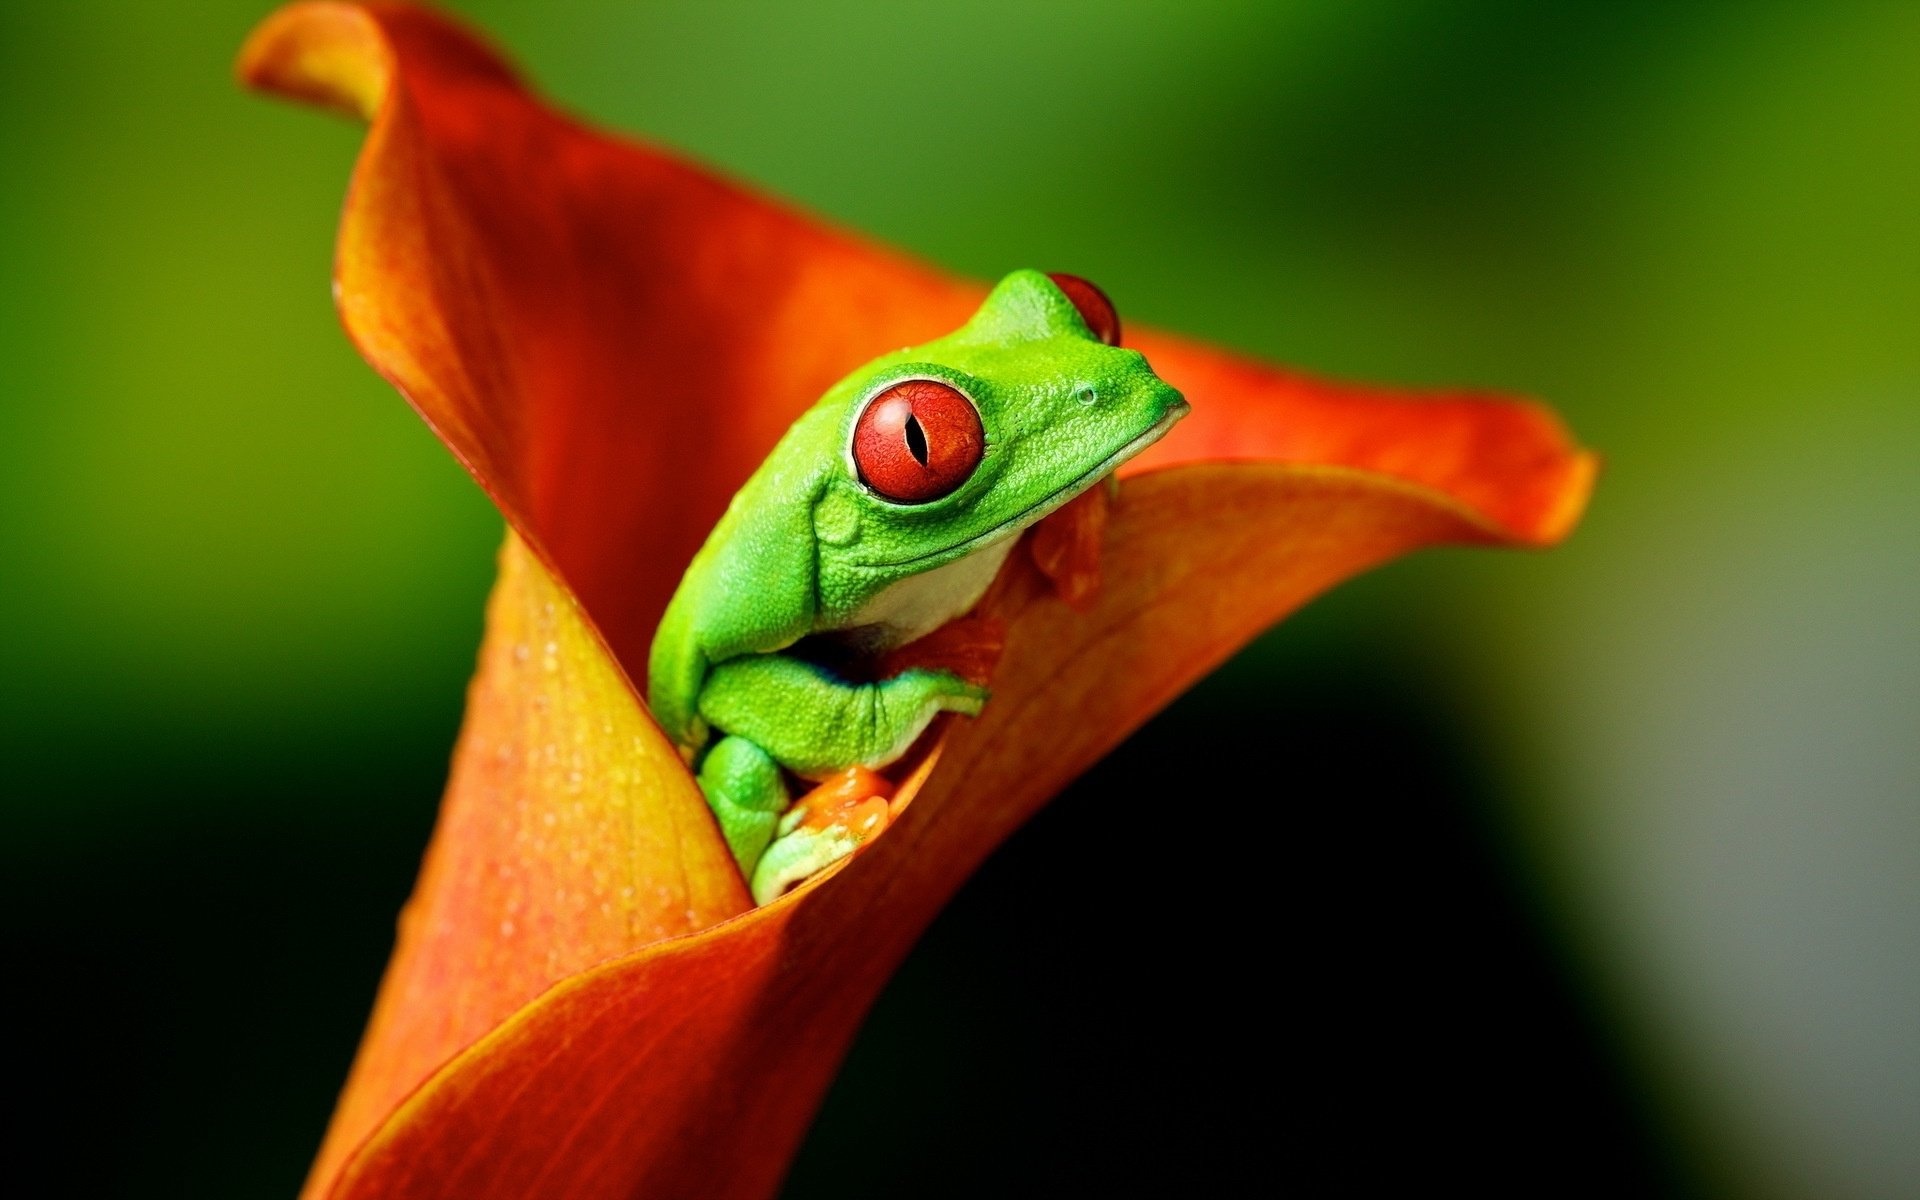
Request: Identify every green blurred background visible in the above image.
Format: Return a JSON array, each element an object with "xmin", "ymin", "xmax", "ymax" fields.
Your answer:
[{"xmin": 3, "ymin": 1, "xmax": 1915, "ymax": 1195}]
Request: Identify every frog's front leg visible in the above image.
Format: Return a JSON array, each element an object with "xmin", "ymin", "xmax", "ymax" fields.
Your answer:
[
  {"xmin": 696, "ymin": 652, "xmax": 987, "ymax": 903},
  {"xmin": 697, "ymin": 653, "xmax": 986, "ymax": 777}
]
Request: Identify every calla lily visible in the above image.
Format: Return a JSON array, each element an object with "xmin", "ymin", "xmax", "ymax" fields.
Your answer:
[{"xmin": 238, "ymin": 4, "xmax": 1596, "ymax": 1198}]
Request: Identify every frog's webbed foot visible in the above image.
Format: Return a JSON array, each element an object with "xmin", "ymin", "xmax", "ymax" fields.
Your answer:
[
  {"xmin": 750, "ymin": 767, "xmax": 895, "ymax": 905},
  {"xmin": 1026, "ymin": 476, "xmax": 1113, "ymax": 611},
  {"xmin": 696, "ymin": 650, "xmax": 985, "ymax": 902}
]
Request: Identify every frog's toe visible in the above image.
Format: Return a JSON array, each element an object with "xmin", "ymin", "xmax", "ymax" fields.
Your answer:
[
  {"xmin": 751, "ymin": 823, "xmax": 864, "ymax": 905},
  {"xmin": 751, "ymin": 769, "xmax": 893, "ymax": 904},
  {"xmin": 775, "ymin": 766, "xmax": 894, "ymax": 835}
]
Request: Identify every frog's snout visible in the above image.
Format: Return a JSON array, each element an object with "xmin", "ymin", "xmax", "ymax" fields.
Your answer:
[
  {"xmin": 1105, "ymin": 381, "xmax": 1188, "ymax": 469},
  {"xmin": 1144, "ymin": 379, "xmax": 1190, "ymax": 431}
]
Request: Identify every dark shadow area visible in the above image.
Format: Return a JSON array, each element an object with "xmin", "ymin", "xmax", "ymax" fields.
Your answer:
[
  {"xmin": 2, "ymin": 757, "xmax": 443, "ymax": 1199},
  {"xmin": 0, "ymin": 637, "xmax": 1689, "ymax": 1199},
  {"xmin": 785, "ymin": 650, "xmax": 1693, "ymax": 1198}
]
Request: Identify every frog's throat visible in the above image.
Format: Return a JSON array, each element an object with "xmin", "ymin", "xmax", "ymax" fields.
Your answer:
[{"xmin": 871, "ymin": 400, "xmax": 1188, "ymax": 573}]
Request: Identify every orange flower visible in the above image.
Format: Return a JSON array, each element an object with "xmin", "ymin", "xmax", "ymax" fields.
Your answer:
[{"xmin": 239, "ymin": 4, "xmax": 1595, "ymax": 1198}]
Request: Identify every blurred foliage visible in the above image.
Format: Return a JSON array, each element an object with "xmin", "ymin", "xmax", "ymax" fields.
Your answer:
[{"xmin": 2, "ymin": 2, "xmax": 1914, "ymax": 1197}]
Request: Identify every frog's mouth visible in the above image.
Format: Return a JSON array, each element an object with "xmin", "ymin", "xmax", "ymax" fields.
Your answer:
[{"xmin": 882, "ymin": 398, "xmax": 1190, "ymax": 572}]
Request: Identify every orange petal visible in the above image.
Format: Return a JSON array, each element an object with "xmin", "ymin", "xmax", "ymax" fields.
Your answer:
[
  {"xmin": 1129, "ymin": 335, "xmax": 1596, "ymax": 546},
  {"xmin": 321, "ymin": 463, "xmax": 1559, "ymax": 1200},
  {"xmin": 304, "ymin": 531, "xmax": 751, "ymax": 1196}
]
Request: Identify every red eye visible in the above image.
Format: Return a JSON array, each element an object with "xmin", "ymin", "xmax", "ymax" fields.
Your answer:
[
  {"xmin": 852, "ymin": 379, "xmax": 985, "ymax": 504},
  {"xmin": 1047, "ymin": 273, "xmax": 1121, "ymax": 346}
]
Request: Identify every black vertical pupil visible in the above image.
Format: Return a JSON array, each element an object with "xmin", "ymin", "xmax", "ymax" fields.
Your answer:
[{"xmin": 903, "ymin": 413, "xmax": 930, "ymax": 466}]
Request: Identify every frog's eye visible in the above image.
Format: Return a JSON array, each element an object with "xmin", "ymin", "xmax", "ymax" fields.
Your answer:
[
  {"xmin": 1047, "ymin": 273, "xmax": 1121, "ymax": 346},
  {"xmin": 852, "ymin": 379, "xmax": 985, "ymax": 504}
]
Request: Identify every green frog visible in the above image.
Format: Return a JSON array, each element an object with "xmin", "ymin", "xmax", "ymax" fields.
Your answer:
[{"xmin": 648, "ymin": 270, "xmax": 1186, "ymax": 903}]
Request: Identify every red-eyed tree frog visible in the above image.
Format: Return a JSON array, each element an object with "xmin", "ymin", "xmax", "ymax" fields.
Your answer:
[{"xmin": 648, "ymin": 270, "xmax": 1187, "ymax": 903}]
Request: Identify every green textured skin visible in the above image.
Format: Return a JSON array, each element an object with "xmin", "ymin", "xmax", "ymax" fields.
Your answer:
[
  {"xmin": 646, "ymin": 270, "xmax": 1187, "ymax": 896},
  {"xmin": 695, "ymin": 735, "xmax": 787, "ymax": 875}
]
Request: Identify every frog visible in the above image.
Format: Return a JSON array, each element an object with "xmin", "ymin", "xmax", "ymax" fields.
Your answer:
[{"xmin": 647, "ymin": 269, "xmax": 1188, "ymax": 904}]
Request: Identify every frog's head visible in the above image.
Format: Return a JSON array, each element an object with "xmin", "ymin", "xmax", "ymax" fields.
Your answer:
[{"xmin": 811, "ymin": 269, "xmax": 1188, "ymax": 602}]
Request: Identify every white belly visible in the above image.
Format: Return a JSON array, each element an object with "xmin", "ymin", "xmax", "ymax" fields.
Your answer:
[{"xmin": 830, "ymin": 536, "xmax": 1016, "ymax": 652}]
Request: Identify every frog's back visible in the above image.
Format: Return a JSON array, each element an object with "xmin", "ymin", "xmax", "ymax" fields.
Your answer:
[{"xmin": 646, "ymin": 403, "xmax": 841, "ymax": 752}]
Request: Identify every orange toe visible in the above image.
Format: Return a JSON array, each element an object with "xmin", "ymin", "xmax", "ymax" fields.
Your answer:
[{"xmin": 793, "ymin": 768, "xmax": 896, "ymax": 836}]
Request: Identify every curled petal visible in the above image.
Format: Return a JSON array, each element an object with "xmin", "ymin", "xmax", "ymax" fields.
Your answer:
[{"xmin": 239, "ymin": 5, "xmax": 1595, "ymax": 1198}]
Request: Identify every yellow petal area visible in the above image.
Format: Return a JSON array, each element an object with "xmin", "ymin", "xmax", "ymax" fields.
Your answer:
[
  {"xmin": 306, "ymin": 532, "xmax": 748, "ymax": 1198},
  {"xmin": 317, "ymin": 462, "xmax": 1529, "ymax": 1200}
]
